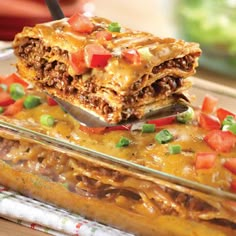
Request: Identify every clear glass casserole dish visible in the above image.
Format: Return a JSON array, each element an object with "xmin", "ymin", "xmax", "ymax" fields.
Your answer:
[{"xmin": 0, "ymin": 53, "xmax": 236, "ymax": 236}]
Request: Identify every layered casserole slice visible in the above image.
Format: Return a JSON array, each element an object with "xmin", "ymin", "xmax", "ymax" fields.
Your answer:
[{"xmin": 13, "ymin": 14, "xmax": 201, "ymax": 124}]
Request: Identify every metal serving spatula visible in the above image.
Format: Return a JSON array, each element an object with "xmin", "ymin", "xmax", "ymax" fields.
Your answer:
[{"xmin": 44, "ymin": 0, "xmax": 188, "ymax": 127}]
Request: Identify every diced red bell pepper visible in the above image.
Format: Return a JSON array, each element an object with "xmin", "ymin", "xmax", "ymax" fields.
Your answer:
[
  {"xmin": 122, "ymin": 48, "xmax": 141, "ymax": 64},
  {"xmin": 47, "ymin": 96, "xmax": 58, "ymax": 106},
  {"xmin": 223, "ymin": 158, "xmax": 236, "ymax": 175},
  {"xmin": 198, "ymin": 112, "xmax": 221, "ymax": 130},
  {"xmin": 201, "ymin": 94, "xmax": 218, "ymax": 114},
  {"xmin": 216, "ymin": 108, "xmax": 236, "ymax": 122},
  {"xmin": 96, "ymin": 31, "xmax": 112, "ymax": 41},
  {"xmin": 0, "ymin": 73, "xmax": 29, "ymax": 88},
  {"xmin": 84, "ymin": 44, "xmax": 112, "ymax": 68},
  {"xmin": 0, "ymin": 91, "xmax": 15, "ymax": 106},
  {"xmin": 195, "ymin": 152, "xmax": 217, "ymax": 169},
  {"xmin": 79, "ymin": 125, "xmax": 106, "ymax": 134},
  {"xmin": 69, "ymin": 49, "xmax": 87, "ymax": 75},
  {"xmin": 3, "ymin": 99, "xmax": 24, "ymax": 116},
  {"xmin": 204, "ymin": 130, "xmax": 236, "ymax": 153},
  {"xmin": 147, "ymin": 116, "xmax": 175, "ymax": 127},
  {"xmin": 230, "ymin": 179, "xmax": 236, "ymax": 193},
  {"xmin": 68, "ymin": 13, "xmax": 94, "ymax": 33},
  {"xmin": 106, "ymin": 125, "xmax": 130, "ymax": 132}
]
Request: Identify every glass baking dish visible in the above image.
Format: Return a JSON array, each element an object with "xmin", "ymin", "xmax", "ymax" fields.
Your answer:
[{"xmin": 0, "ymin": 53, "xmax": 236, "ymax": 236}]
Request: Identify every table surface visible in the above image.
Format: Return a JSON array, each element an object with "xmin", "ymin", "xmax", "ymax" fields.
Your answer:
[{"xmin": 0, "ymin": 218, "xmax": 49, "ymax": 236}]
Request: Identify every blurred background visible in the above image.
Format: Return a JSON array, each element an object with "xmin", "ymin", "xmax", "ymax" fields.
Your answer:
[{"xmin": 0, "ymin": 0, "xmax": 236, "ymax": 82}]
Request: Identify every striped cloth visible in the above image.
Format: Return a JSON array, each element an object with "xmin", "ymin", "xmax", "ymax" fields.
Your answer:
[{"xmin": 0, "ymin": 185, "xmax": 133, "ymax": 236}]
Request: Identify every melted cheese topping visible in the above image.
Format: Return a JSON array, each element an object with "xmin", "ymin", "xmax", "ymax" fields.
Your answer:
[{"xmin": 1, "ymin": 101, "xmax": 234, "ymax": 191}]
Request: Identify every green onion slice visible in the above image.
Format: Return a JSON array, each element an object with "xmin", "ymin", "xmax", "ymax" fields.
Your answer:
[
  {"xmin": 176, "ymin": 106, "xmax": 194, "ymax": 123},
  {"xmin": 10, "ymin": 83, "xmax": 25, "ymax": 100},
  {"xmin": 116, "ymin": 136, "xmax": 130, "ymax": 148},
  {"xmin": 168, "ymin": 144, "xmax": 182, "ymax": 154},
  {"xmin": 229, "ymin": 123, "xmax": 236, "ymax": 135},
  {"xmin": 40, "ymin": 114, "xmax": 55, "ymax": 127},
  {"xmin": 24, "ymin": 95, "xmax": 41, "ymax": 109},
  {"xmin": 155, "ymin": 129, "xmax": 173, "ymax": 144},
  {"xmin": 108, "ymin": 22, "xmax": 121, "ymax": 32},
  {"xmin": 222, "ymin": 125, "xmax": 230, "ymax": 131},
  {"xmin": 142, "ymin": 124, "xmax": 156, "ymax": 133},
  {"xmin": 222, "ymin": 115, "xmax": 236, "ymax": 126},
  {"xmin": 0, "ymin": 84, "xmax": 7, "ymax": 91},
  {"xmin": 0, "ymin": 107, "xmax": 4, "ymax": 114}
]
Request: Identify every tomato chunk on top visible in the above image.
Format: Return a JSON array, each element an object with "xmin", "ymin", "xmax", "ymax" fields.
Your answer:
[
  {"xmin": 204, "ymin": 130, "xmax": 236, "ymax": 153},
  {"xmin": 68, "ymin": 13, "xmax": 94, "ymax": 33},
  {"xmin": 84, "ymin": 44, "xmax": 112, "ymax": 68}
]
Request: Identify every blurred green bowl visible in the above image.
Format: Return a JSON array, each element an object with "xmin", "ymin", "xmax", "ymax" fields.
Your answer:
[{"xmin": 175, "ymin": 0, "xmax": 236, "ymax": 77}]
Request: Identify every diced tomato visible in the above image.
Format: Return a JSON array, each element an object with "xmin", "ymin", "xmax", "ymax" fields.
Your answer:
[
  {"xmin": 223, "ymin": 158, "xmax": 236, "ymax": 175},
  {"xmin": 70, "ymin": 49, "xmax": 87, "ymax": 74},
  {"xmin": 106, "ymin": 125, "xmax": 130, "ymax": 132},
  {"xmin": 216, "ymin": 108, "xmax": 236, "ymax": 122},
  {"xmin": 79, "ymin": 125, "xmax": 106, "ymax": 134},
  {"xmin": 122, "ymin": 48, "xmax": 141, "ymax": 64},
  {"xmin": 148, "ymin": 116, "xmax": 175, "ymax": 127},
  {"xmin": 198, "ymin": 112, "xmax": 221, "ymax": 130},
  {"xmin": 68, "ymin": 13, "xmax": 94, "ymax": 33},
  {"xmin": 201, "ymin": 94, "xmax": 218, "ymax": 114},
  {"xmin": 84, "ymin": 44, "xmax": 112, "ymax": 68},
  {"xmin": 3, "ymin": 99, "xmax": 24, "ymax": 116},
  {"xmin": 47, "ymin": 96, "xmax": 58, "ymax": 106},
  {"xmin": 204, "ymin": 130, "xmax": 236, "ymax": 153},
  {"xmin": 230, "ymin": 179, "xmax": 236, "ymax": 193},
  {"xmin": 0, "ymin": 73, "xmax": 28, "ymax": 88},
  {"xmin": 96, "ymin": 31, "xmax": 112, "ymax": 41},
  {"xmin": 195, "ymin": 152, "xmax": 217, "ymax": 169},
  {"xmin": 0, "ymin": 91, "xmax": 14, "ymax": 106}
]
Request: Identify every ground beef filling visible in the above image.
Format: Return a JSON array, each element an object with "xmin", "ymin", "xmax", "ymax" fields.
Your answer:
[
  {"xmin": 15, "ymin": 38, "xmax": 190, "ymax": 118},
  {"xmin": 152, "ymin": 54, "xmax": 196, "ymax": 74}
]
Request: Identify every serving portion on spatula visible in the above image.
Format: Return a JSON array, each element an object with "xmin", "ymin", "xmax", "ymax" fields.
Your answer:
[{"xmin": 12, "ymin": 0, "xmax": 201, "ymax": 127}]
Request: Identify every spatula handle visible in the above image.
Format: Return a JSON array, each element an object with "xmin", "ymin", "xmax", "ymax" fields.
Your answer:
[{"xmin": 45, "ymin": 0, "xmax": 64, "ymax": 20}]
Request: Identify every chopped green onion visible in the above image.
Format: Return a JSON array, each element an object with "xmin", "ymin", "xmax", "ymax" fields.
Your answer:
[
  {"xmin": 168, "ymin": 144, "xmax": 182, "ymax": 154},
  {"xmin": 155, "ymin": 129, "xmax": 173, "ymax": 144},
  {"xmin": 40, "ymin": 114, "xmax": 55, "ymax": 127},
  {"xmin": 108, "ymin": 22, "xmax": 121, "ymax": 32},
  {"xmin": 222, "ymin": 115, "xmax": 236, "ymax": 126},
  {"xmin": 176, "ymin": 106, "xmax": 194, "ymax": 123},
  {"xmin": 222, "ymin": 125, "xmax": 230, "ymax": 131},
  {"xmin": 142, "ymin": 123, "xmax": 156, "ymax": 133},
  {"xmin": 10, "ymin": 83, "xmax": 25, "ymax": 100},
  {"xmin": 24, "ymin": 95, "xmax": 41, "ymax": 109},
  {"xmin": 137, "ymin": 47, "xmax": 153, "ymax": 60},
  {"xmin": 0, "ymin": 84, "xmax": 7, "ymax": 91},
  {"xmin": 116, "ymin": 136, "xmax": 130, "ymax": 148},
  {"xmin": 222, "ymin": 115, "xmax": 236, "ymax": 132},
  {"xmin": 229, "ymin": 123, "xmax": 236, "ymax": 135},
  {"xmin": 0, "ymin": 107, "xmax": 4, "ymax": 114}
]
